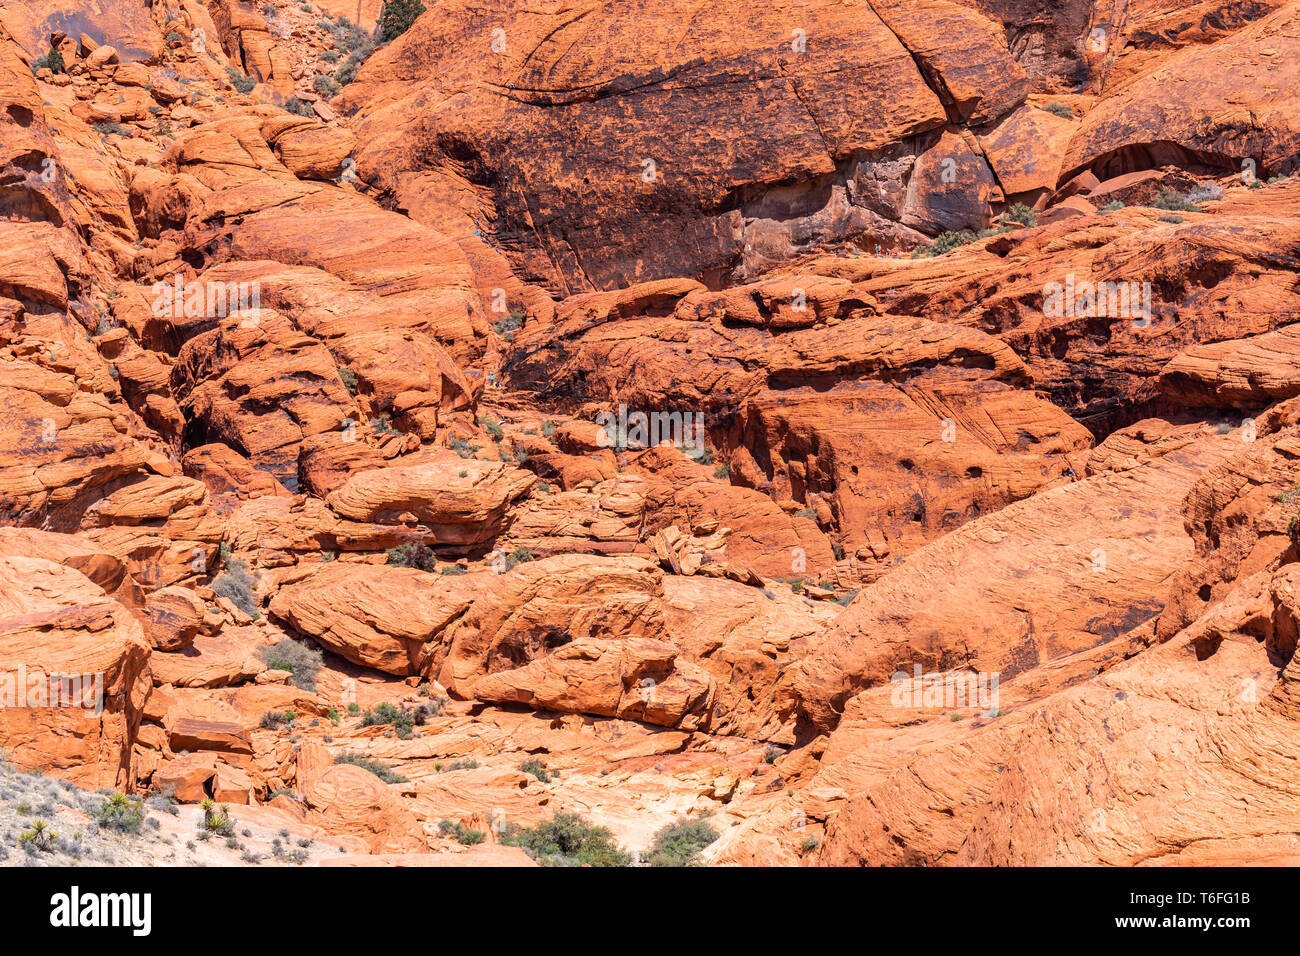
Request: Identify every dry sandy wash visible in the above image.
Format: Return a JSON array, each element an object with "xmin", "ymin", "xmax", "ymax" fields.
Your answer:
[{"xmin": 0, "ymin": 0, "xmax": 1298, "ymax": 866}]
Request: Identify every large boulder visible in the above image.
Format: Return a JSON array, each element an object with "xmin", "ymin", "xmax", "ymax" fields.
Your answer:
[
  {"xmin": 268, "ymin": 562, "xmax": 482, "ymax": 675},
  {"xmin": 431, "ymin": 554, "xmax": 669, "ymax": 698},
  {"xmin": 0, "ymin": 556, "xmax": 152, "ymax": 787},
  {"xmin": 325, "ymin": 458, "xmax": 536, "ymax": 548}
]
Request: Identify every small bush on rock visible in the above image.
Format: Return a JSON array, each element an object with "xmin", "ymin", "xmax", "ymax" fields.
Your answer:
[
  {"xmin": 643, "ymin": 818, "xmax": 718, "ymax": 867},
  {"xmin": 386, "ymin": 542, "xmax": 436, "ymax": 571},
  {"xmin": 213, "ymin": 558, "xmax": 259, "ymax": 618},
  {"xmin": 333, "ymin": 752, "xmax": 407, "ymax": 784},
  {"xmin": 502, "ymin": 812, "xmax": 631, "ymax": 867},
  {"xmin": 438, "ymin": 819, "xmax": 485, "ymax": 845},
  {"xmin": 256, "ymin": 640, "xmax": 322, "ymax": 691}
]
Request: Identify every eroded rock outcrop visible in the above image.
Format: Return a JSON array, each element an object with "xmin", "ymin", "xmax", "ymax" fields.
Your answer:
[{"xmin": 4, "ymin": 0, "xmax": 1300, "ymax": 870}]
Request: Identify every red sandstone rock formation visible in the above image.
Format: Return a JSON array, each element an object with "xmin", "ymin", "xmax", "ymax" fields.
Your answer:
[{"xmin": 0, "ymin": 0, "xmax": 1298, "ymax": 869}]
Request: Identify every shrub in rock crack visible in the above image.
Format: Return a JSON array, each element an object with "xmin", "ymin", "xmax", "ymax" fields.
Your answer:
[
  {"xmin": 31, "ymin": 49, "xmax": 65, "ymax": 74},
  {"xmin": 213, "ymin": 558, "xmax": 259, "ymax": 618},
  {"xmin": 386, "ymin": 542, "xmax": 436, "ymax": 571},
  {"xmin": 358, "ymin": 701, "xmax": 437, "ymax": 739},
  {"xmin": 256, "ymin": 639, "xmax": 321, "ymax": 691},
  {"xmin": 225, "ymin": 66, "xmax": 254, "ymax": 93},
  {"xmin": 1001, "ymin": 202, "xmax": 1037, "ymax": 227},
  {"xmin": 519, "ymin": 758, "xmax": 551, "ymax": 782},
  {"xmin": 259, "ymin": 710, "xmax": 297, "ymax": 731}
]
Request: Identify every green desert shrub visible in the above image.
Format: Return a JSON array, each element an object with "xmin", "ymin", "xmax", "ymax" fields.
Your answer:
[
  {"xmin": 499, "ymin": 547, "xmax": 534, "ymax": 571},
  {"xmin": 450, "ymin": 437, "xmax": 479, "ymax": 459},
  {"xmin": 313, "ymin": 73, "xmax": 339, "ymax": 98},
  {"xmin": 1152, "ymin": 187, "xmax": 1200, "ymax": 212},
  {"xmin": 913, "ymin": 230, "xmax": 976, "ymax": 258},
  {"xmin": 333, "ymin": 752, "xmax": 407, "ymax": 784},
  {"xmin": 95, "ymin": 793, "xmax": 145, "ymax": 833},
  {"xmin": 32, "ymin": 49, "xmax": 65, "ymax": 75},
  {"xmin": 285, "ymin": 96, "xmax": 315, "ymax": 117},
  {"xmin": 643, "ymin": 818, "xmax": 719, "ymax": 867},
  {"xmin": 259, "ymin": 710, "xmax": 296, "ymax": 731},
  {"xmin": 519, "ymin": 759, "xmax": 551, "ymax": 783},
  {"xmin": 376, "ymin": 0, "xmax": 427, "ymax": 43},
  {"xmin": 19, "ymin": 820, "xmax": 57, "ymax": 853},
  {"xmin": 256, "ymin": 640, "xmax": 322, "ymax": 691},
  {"xmin": 198, "ymin": 799, "xmax": 234, "ymax": 836},
  {"xmin": 501, "ymin": 812, "xmax": 631, "ymax": 867},
  {"xmin": 358, "ymin": 701, "xmax": 438, "ymax": 739},
  {"xmin": 438, "ymin": 819, "xmax": 485, "ymax": 845},
  {"xmin": 1001, "ymin": 202, "xmax": 1037, "ymax": 227},
  {"xmin": 386, "ymin": 542, "xmax": 436, "ymax": 571},
  {"xmin": 225, "ymin": 66, "xmax": 255, "ymax": 93}
]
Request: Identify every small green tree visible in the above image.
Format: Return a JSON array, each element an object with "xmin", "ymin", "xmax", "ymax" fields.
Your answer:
[
  {"xmin": 377, "ymin": 0, "xmax": 427, "ymax": 43},
  {"xmin": 32, "ymin": 49, "xmax": 65, "ymax": 75}
]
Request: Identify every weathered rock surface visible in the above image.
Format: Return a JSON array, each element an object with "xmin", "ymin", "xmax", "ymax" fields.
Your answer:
[
  {"xmin": 432, "ymin": 555, "xmax": 668, "ymax": 697},
  {"xmin": 338, "ymin": 0, "xmax": 1033, "ymax": 291},
  {"xmin": 3, "ymin": 0, "xmax": 1300, "ymax": 870},
  {"xmin": 269, "ymin": 562, "xmax": 480, "ymax": 675},
  {"xmin": 0, "ymin": 556, "xmax": 151, "ymax": 787},
  {"xmin": 325, "ymin": 458, "xmax": 536, "ymax": 548},
  {"xmin": 793, "ymin": 424, "xmax": 1238, "ymax": 732}
]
